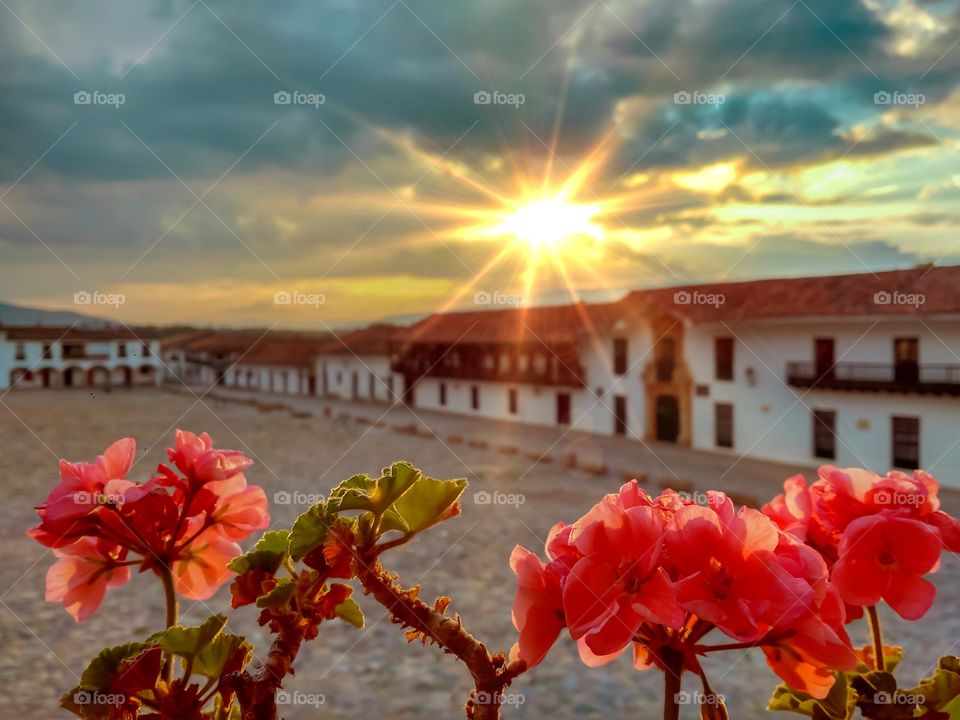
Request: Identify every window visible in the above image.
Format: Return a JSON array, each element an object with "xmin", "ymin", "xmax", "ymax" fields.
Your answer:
[
  {"xmin": 893, "ymin": 338, "xmax": 919, "ymax": 383},
  {"xmin": 117, "ymin": 343, "xmax": 127, "ymax": 358},
  {"xmin": 556, "ymin": 392, "xmax": 571, "ymax": 425},
  {"xmin": 369, "ymin": 373, "xmax": 375, "ymax": 398},
  {"xmin": 892, "ymin": 416, "xmax": 920, "ymax": 468},
  {"xmin": 613, "ymin": 338, "xmax": 628, "ymax": 375},
  {"xmin": 63, "ymin": 343, "xmax": 85, "ymax": 360},
  {"xmin": 715, "ymin": 338, "xmax": 734, "ymax": 381},
  {"xmin": 518, "ymin": 353, "xmax": 529, "ymax": 372},
  {"xmin": 508, "ymin": 388, "xmax": 518, "ymax": 415},
  {"xmin": 14, "ymin": 342, "xmax": 26, "ymax": 361},
  {"xmin": 42, "ymin": 343, "xmax": 52, "ymax": 359},
  {"xmin": 533, "ymin": 353, "xmax": 547, "ymax": 374},
  {"xmin": 613, "ymin": 395, "xmax": 628, "ymax": 435},
  {"xmin": 814, "ymin": 338, "xmax": 835, "ymax": 379},
  {"xmin": 470, "ymin": 385, "xmax": 479, "ymax": 410},
  {"xmin": 439, "ymin": 382, "xmax": 447, "ymax": 406},
  {"xmin": 813, "ymin": 410, "xmax": 836, "ymax": 460},
  {"xmin": 656, "ymin": 338, "xmax": 676, "ymax": 381},
  {"xmin": 483, "ymin": 354, "xmax": 495, "ymax": 371},
  {"xmin": 715, "ymin": 403, "xmax": 734, "ymax": 448},
  {"xmin": 499, "ymin": 353, "xmax": 511, "ymax": 374},
  {"xmin": 141, "ymin": 343, "xmax": 150, "ymax": 357}
]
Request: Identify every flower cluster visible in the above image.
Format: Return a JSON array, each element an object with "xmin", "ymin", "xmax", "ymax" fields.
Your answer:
[
  {"xmin": 763, "ymin": 466, "xmax": 960, "ymax": 621},
  {"xmin": 511, "ymin": 482, "xmax": 857, "ymax": 698},
  {"xmin": 27, "ymin": 431, "xmax": 270, "ymax": 620}
]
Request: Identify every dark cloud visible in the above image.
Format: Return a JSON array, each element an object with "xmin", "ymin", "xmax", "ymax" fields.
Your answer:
[{"xmin": 2, "ymin": 0, "xmax": 960, "ymax": 323}]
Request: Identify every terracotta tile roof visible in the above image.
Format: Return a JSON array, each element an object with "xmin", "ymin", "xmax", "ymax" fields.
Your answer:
[
  {"xmin": 238, "ymin": 336, "xmax": 330, "ymax": 368},
  {"xmin": 0, "ymin": 325, "xmax": 160, "ymax": 341},
  {"xmin": 402, "ymin": 304, "xmax": 597, "ymax": 346},
  {"xmin": 621, "ymin": 264, "xmax": 960, "ymax": 322},
  {"xmin": 162, "ymin": 330, "xmax": 273, "ymax": 355},
  {"xmin": 316, "ymin": 324, "xmax": 401, "ymax": 356}
]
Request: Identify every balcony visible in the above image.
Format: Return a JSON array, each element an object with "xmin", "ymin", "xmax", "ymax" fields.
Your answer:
[
  {"xmin": 786, "ymin": 362, "xmax": 960, "ymax": 396},
  {"xmin": 392, "ymin": 345, "xmax": 585, "ymax": 387}
]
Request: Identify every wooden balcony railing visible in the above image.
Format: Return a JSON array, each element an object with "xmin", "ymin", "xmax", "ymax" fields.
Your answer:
[{"xmin": 786, "ymin": 362, "xmax": 960, "ymax": 396}]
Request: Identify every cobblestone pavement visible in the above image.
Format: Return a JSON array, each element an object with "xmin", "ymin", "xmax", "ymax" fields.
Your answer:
[{"xmin": 2, "ymin": 388, "xmax": 957, "ymax": 719}]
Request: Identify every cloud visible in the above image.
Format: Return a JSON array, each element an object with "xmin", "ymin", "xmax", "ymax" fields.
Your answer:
[{"xmin": 3, "ymin": 0, "xmax": 960, "ymax": 324}]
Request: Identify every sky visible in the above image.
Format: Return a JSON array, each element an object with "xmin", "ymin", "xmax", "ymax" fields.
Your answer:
[{"xmin": 2, "ymin": 0, "xmax": 960, "ymax": 328}]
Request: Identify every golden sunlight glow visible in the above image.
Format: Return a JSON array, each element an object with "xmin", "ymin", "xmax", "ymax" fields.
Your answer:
[
  {"xmin": 491, "ymin": 197, "xmax": 603, "ymax": 251},
  {"xmin": 672, "ymin": 162, "xmax": 738, "ymax": 194},
  {"xmin": 325, "ymin": 107, "xmax": 694, "ymax": 317}
]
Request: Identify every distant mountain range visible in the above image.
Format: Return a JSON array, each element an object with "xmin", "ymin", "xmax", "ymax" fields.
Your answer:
[{"xmin": 0, "ymin": 301, "xmax": 116, "ymax": 328}]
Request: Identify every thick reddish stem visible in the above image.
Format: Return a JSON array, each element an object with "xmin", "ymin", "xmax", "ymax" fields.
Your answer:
[{"xmin": 356, "ymin": 560, "xmax": 525, "ymax": 719}]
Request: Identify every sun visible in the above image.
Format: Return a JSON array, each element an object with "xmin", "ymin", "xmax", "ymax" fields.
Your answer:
[{"xmin": 493, "ymin": 196, "xmax": 604, "ymax": 253}]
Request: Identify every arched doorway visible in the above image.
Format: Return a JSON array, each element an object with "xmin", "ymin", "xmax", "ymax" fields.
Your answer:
[
  {"xmin": 10, "ymin": 368, "xmax": 33, "ymax": 388},
  {"xmin": 111, "ymin": 366, "xmax": 133, "ymax": 387},
  {"xmin": 655, "ymin": 395, "xmax": 680, "ymax": 443},
  {"xmin": 39, "ymin": 368, "xmax": 60, "ymax": 388},
  {"xmin": 64, "ymin": 367, "xmax": 84, "ymax": 388},
  {"xmin": 138, "ymin": 365, "xmax": 156, "ymax": 386},
  {"xmin": 87, "ymin": 366, "xmax": 111, "ymax": 388}
]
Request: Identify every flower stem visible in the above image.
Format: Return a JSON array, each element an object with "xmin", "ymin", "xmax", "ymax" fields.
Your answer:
[
  {"xmin": 160, "ymin": 565, "xmax": 179, "ymax": 681},
  {"xmin": 867, "ymin": 605, "xmax": 885, "ymax": 671},
  {"xmin": 662, "ymin": 647, "xmax": 683, "ymax": 720}
]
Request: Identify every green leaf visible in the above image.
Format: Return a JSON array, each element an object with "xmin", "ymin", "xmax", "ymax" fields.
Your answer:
[
  {"xmin": 228, "ymin": 530, "xmax": 290, "ymax": 574},
  {"xmin": 327, "ymin": 463, "xmax": 422, "ymax": 515},
  {"xmin": 78, "ymin": 642, "xmax": 147, "ymax": 690},
  {"xmin": 289, "ymin": 503, "xmax": 331, "ymax": 561},
  {"xmin": 192, "ymin": 632, "xmax": 252, "ymax": 680},
  {"xmin": 909, "ymin": 655, "xmax": 960, "ymax": 717},
  {"xmin": 849, "ymin": 672, "xmax": 915, "ymax": 720},
  {"xmin": 768, "ymin": 673, "xmax": 856, "ymax": 720},
  {"xmin": 379, "ymin": 474, "xmax": 467, "ymax": 534},
  {"xmin": 255, "ymin": 577, "xmax": 296, "ymax": 608},
  {"xmin": 940, "ymin": 693, "xmax": 960, "ymax": 718},
  {"xmin": 62, "ymin": 643, "xmax": 149, "ymax": 717},
  {"xmin": 334, "ymin": 597, "xmax": 365, "ymax": 629},
  {"xmin": 148, "ymin": 615, "xmax": 227, "ymax": 659}
]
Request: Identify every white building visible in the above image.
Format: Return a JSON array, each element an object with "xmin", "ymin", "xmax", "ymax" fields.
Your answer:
[
  {"xmin": 162, "ymin": 330, "xmax": 277, "ymax": 388},
  {"xmin": 388, "ymin": 266, "xmax": 960, "ymax": 487},
  {"xmin": 0, "ymin": 326, "xmax": 163, "ymax": 390},
  {"xmin": 316, "ymin": 325, "xmax": 400, "ymax": 403},
  {"xmin": 223, "ymin": 335, "xmax": 325, "ymax": 396}
]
